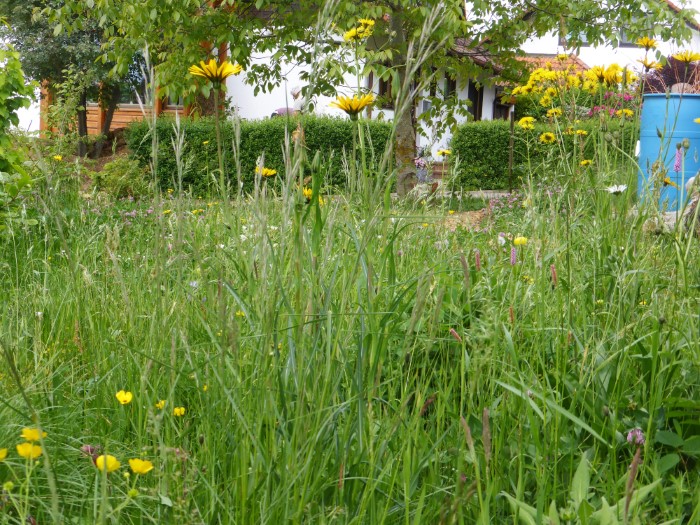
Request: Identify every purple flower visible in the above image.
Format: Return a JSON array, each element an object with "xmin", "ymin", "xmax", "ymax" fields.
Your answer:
[
  {"xmin": 510, "ymin": 246, "xmax": 517, "ymax": 266},
  {"xmin": 474, "ymin": 249, "xmax": 481, "ymax": 271},
  {"xmin": 627, "ymin": 428, "xmax": 645, "ymax": 446},
  {"xmin": 674, "ymin": 147, "xmax": 682, "ymax": 173}
]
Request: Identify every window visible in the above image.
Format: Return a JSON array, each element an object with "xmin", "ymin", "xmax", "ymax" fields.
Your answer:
[{"xmin": 444, "ymin": 76, "xmax": 457, "ymax": 98}]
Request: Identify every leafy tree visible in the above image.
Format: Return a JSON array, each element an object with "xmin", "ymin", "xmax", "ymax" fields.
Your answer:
[
  {"xmin": 45, "ymin": 0, "xmax": 697, "ymax": 191},
  {"xmin": 0, "ymin": 0, "xmax": 142, "ymax": 157}
]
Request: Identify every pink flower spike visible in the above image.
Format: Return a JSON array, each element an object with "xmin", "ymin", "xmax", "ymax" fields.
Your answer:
[{"xmin": 449, "ymin": 328, "xmax": 462, "ymax": 343}]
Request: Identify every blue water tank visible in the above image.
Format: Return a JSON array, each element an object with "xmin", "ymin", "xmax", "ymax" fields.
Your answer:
[{"xmin": 638, "ymin": 93, "xmax": 700, "ymax": 211}]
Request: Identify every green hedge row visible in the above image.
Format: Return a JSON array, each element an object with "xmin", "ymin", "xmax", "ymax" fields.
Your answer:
[
  {"xmin": 125, "ymin": 115, "xmax": 392, "ymax": 193},
  {"xmin": 450, "ymin": 119, "xmax": 639, "ymax": 190}
]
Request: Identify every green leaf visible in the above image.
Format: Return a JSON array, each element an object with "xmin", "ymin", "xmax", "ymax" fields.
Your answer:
[
  {"xmin": 53, "ymin": 23, "xmax": 63, "ymax": 36},
  {"xmin": 655, "ymin": 430, "xmax": 684, "ymax": 448},
  {"xmin": 570, "ymin": 455, "xmax": 591, "ymax": 508},
  {"xmin": 159, "ymin": 494, "xmax": 173, "ymax": 507},
  {"xmin": 657, "ymin": 453, "xmax": 680, "ymax": 473},
  {"xmin": 681, "ymin": 435, "xmax": 700, "ymax": 456}
]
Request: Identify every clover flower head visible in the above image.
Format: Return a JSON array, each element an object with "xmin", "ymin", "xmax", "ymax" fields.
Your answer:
[{"xmin": 627, "ymin": 428, "xmax": 645, "ymax": 446}]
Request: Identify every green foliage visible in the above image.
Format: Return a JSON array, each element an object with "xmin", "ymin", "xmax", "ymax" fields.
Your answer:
[
  {"xmin": 451, "ymin": 119, "xmax": 639, "ymax": 190},
  {"xmin": 0, "ymin": 45, "xmax": 36, "ymax": 230},
  {"xmin": 91, "ymin": 156, "xmax": 152, "ymax": 199},
  {"xmin": 124, "ymin": 115, "xmax": 392, "ymax": 193}
]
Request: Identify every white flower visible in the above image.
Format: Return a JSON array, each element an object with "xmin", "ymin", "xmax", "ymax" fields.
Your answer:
[
  {"xmin": 606, "ymin": 184, "xmax": 627, "ymax": 195},
  {"xmin": 497, "ymin": 235, "xmax": 506, "ymax": 246}
]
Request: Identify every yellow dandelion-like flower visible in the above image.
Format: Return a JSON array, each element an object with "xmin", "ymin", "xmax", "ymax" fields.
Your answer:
[
  {"xmin": 16, "ymin": 443, "xmax": 42, "ymax": 460},
  {"xmin": 436, "ymin": 149, "xmax": 451, "ymax": 156},
  {"xmin": 517, "ymin": 116, "xmax": 536, "ymax": 130},
  {"xmin": 580, "ymin": 159, "xmax": 592, "ymax": 167},
  {"xmin": 329, "ymin": 93, "xmax": 375, "ymax": 118},
  {"xmin": 53, "ymin": 155, "xmax": 63, "ymax": 161},
  {"xmin": 663, "ymin": 177, "xmax": 679, "ymax": 189},
  {"xmin": 513, "ymin": 236, "xmax": 528, "ymax": 246},
  {"xmin": 115, "ymin": 390, "xmax": 133, "ymax": 405},
  {"xmin": 155, "ymin": 400, "xmax": 165, "ymax": 410},
  {"xmin": 556, "ymin": 53, "xmax": 568, "ymax": 62},
  {"xmin": 302, "ymin": 187, "xmax": 314, "ymax": 201},
  {"xmin": 539, "ymin": 94, "xmax": 553, "ymax": 107},
  {"xmin": 637, "ymin": 57, "xmax": 661, "ymax": 71},
  {"xmin": 636, "ymin": 37, "xmax": 657, "ymax": 50},
  {"xmin": 95, "ymin": 455, "xmax": 120, "ymax": 473},
  {"xmin": 173, "ymin": 407, "xmax": 186, "ymax": 417},
  {"xmin": 575, "ymin": 129, "xmax": 588, "ymax": 136},
  {"xmin": 539, "ymin": 132, "xmax": 556, "ymax": 144},
  {"xmin": 20, "ymin": 428, "xmax": 47, "ymax": 442},
  {"xmin": 255, "ymin": 166, "xmax": 277, "ymax": 177},
  {"xmin": 128, "ymin": 458, "xmax": 154, "ymax": 475},
  {"xmin": 546, "ymin": 107, "xmax": 562, "ymax": 118},
  {"xmin": 673, "ymin": 50, "xmax": 700, "ymax": 63},
  {"xmin": 0, "ymin": 448, "xmax": 7, "ymax": 461},
  {"xmin": 615, "ymin": 109, "xmax": 634, "ymax": 118},
  {"xmin": 448, "ymin": 210, "xmax": 455, "ymax": 215},
  {"xmin": 188, "ymin": 59, "xmax": 242, "ymax": 84}
]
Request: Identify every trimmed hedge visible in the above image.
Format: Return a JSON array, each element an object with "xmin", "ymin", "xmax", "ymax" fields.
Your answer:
[
  {"xmin": 125, "ymin": 115, "xmax": 392, "ymax": 193},
  {"xmin": 451, "ymin": 119, "xmax": 639, "ymax": 190}
]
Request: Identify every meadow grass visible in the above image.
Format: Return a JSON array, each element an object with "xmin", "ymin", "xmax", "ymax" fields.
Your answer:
[{"xmin": 1, "ymin": 129, "xmax": 699, "ymax": 524}]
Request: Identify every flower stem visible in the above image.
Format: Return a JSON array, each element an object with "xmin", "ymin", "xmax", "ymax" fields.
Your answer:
[{"xmin": 213, "ymin": 87, "xmax": 226, "ymax": 199}]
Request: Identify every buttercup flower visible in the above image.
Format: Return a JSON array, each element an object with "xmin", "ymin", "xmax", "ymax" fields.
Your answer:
[
  {"xmin": 513, "ymin": 236, "xmax": 528, "ymax": 246},
  {"xmin": 21, "ymin": 428, "xmax": 47, "ymax": 442},
  {"xmin": 188, "ymin": 59, "xmax": 242, "ymax": 85},
  {"xmin": 116, "ymin": 390, "xmax": 133, "ymax": 405},
  {"xmin": 580, "ymin": 159, "xmax": 592, "ymax": 167},
  {"xmin": 16, "ymin": 443, "xmax": 42, "ymax": 460},
  {"xmin": 517, "ymin": 116, "xmax": 536, "ymax": 130},
  {"xmin": 173, "ymin": 407, "xmax": 186, "ymax": 417},
  {"xmin": 539, "ymin": 132, "xmax": 556, "ymax": 144},
  {"xmin": 330, "ymin": 93, "xmax": 375, "ymax": 118},
  {"xmin": 255, "ymin": 166, "xmax": 277, "ymax": 177},
  {"xmin": 635, "ymin": 37, "xmax": 657, "ymax": 50},
  {"xmin": 129, "ymin": 458, "xmax": 154, "ymax": 475},
  {"xmin": 155, "ymin": 400, "xmax": 165, "ymax": 410},
  {"xmin": 0, "ymin": 448, "xmax": 7, "ymax": 461},
  {"xmin": 673, "ymin": 50, "xmax": 700, "ymax": 63},
  {"xmin": 95, "ymin": 454, "xmax": 121, "ymax": 473}
]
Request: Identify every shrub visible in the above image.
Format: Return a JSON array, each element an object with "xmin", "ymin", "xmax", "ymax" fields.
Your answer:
[
  {"xmin": 451, "ymin": 119, "xmax": 639, "ymax": 190},
  {"xmin": 125, "ymin": 115, "xmax": 392, "ymax": 193},
  {"xmin": 91, "ymin": 156, "xmax": 152, "ymax": 199}
]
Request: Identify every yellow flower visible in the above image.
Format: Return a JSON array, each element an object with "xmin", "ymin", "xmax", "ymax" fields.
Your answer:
[
  {"xmin": 191, "ymin": 208, "xmax": 205, "ymax": 215},
  {"xmin": 580, "ymin": 159, "xmax": 592, "ymax": 167},
  {"xmin": 127, "ymin": 488, "xmax": 139, "ymax": 498},
  {"xmin": 202, "ymin": 140, "xmax": 210, "ymax": 145},
  {"xmin": 188, "ymin": 59, "xmax": 242, "ymax": 84},
  {"xmin": 517, "ymin": 116, "xmax": 536, "ymax": 130},
  {"xmin": 615, "ymin": 109, "xmax": 634, "ymax": 118},
  {"xmin": 595, "ymin": 299, "xmax": 604, "ymax": 306},
  {"xmin": 302, "ymin": 187, "xmax": 314, "ymax": 201},
  {"xmin": 663, "ymin": 177, "xmax": 679, "ymax": 189},
  {"xmin": 53, "ymin": 155, "xmax": 63, "ymax": 161},
  {"xmin": 255, "ymin": 166, "xmax": 277, "ymax": 177},
  {"xmin": 638, "ymin": 57, "xmax": 661, "ymax": 71},
  {"xmin": 513, "ymin": 236, "xmax": 528, "ymax": 246},
  {"xmin": 343, "ymin": 19, "xmax": 374, "ymax": 42},
  {"xmin": 358, "ymin": 18, "xmax": 375, "ymax": 27},
  {"xmin": 437, "ymin": 149, "xmax": 451, "ymax": 156},
  {"xmin": 673, "ymin": 50, "xmax": 700, "ymax": 63},
  {"xmin": 235, "ymin": 310, "xmax": 246, "ymax": 317},
  {"xmin": 575, "ymin": 129, "xmax": 588, "ymax": 136},
  {"xmin": 116, "ymin": 390, "xmax": 133, "ymax": 405},
  {"xmin": 155, "ymin": 400, "xmax": 165, "ymax": 410},
  {"xmin": 539, "ymin": 132, "xmax": 556, "ymax": 144},
  {"xmin": 603, "ymin": 64, "xmax": 622, "ymax": 85},
  {"xmin": 202, "ymin": 384, "xmax": 208, "ymax": 392},
  {"xmin": 329, "ymin": 93, "xmax": 375, "ymax": 117},
  {"xmin": 556, "ymin": 53, "xmax": 568, "ymax": 61},
  {"xmin": 128, "ymin": 458, "xmax": 154, "ymax": 475},
  {"xmin": 20, "ymin": 428, "xmax": 47, "ymax": 442},
  {"xmin": 3, "ymin": 481, "xmax": 14, "ymax": 492},
  {"xmin": 636, "ymin": 37, "xmax": 657, "ymax": 50},
  {"xmin": 0, "ymin": 448, "xmax": 7, "ymax": 461},
  {"xmin": 16, "ymin": 443, "xmax": 42, "ymax": 459},
  {"xmin": 694, "ymin": 118, "xmax": 700, "ymax": 124},
  {"xmin": 95, "ymin": 454, "xmax": 120, "ymax": 473},
  {"xmin": 163, "ymin": 209, "xmax": 172, "ymax": 215},
  {"xmin": 638, "ymin": 300, "xmax": 648, "ymax": 306},
  {"xmin": 173, "ymin": 407, "xmax": 186, "ymax": 417},
  {"xmin": 539, "ymin": 94, "xmax": 552, "ymax": 107},
  {"xmin": 448, "ymin": 210, "xmax": 455, "ymax": 215},
  {"xmin": 546, "ymin": 107, "xmax": 562, "ymax": 118}
]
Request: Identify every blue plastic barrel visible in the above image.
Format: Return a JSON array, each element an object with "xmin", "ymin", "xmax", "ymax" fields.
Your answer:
[{"xmin": 638, "ymin": 93, "xmax": 700, "ymax": 211}]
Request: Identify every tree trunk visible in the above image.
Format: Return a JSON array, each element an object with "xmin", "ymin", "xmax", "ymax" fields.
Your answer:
[
  {"xmin": 391, "ymin": 10, "xmax": 417, "ymax": 196},
  {"xmin": 77, "ymin": 90, "xmax": 89, "ymax": 157},
  {"xmin": 91, "ymin": 84, "xmax": 121, "ymax": 159}
]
